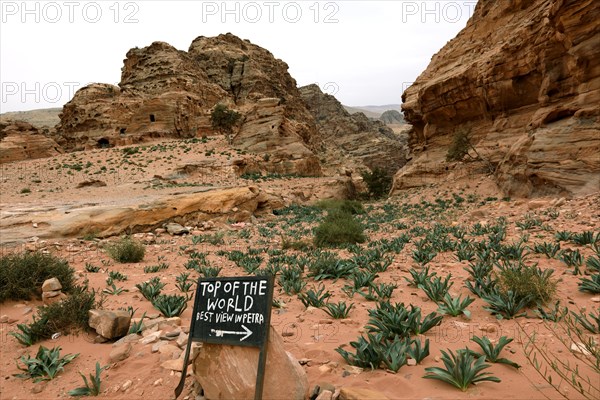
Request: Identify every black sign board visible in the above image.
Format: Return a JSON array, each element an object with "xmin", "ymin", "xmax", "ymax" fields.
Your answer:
[
  {"xmin": 175, "ymin": 275, "xmax": 274, "ymax": 400},
  {"xmin": 192, "ymin": 276, "xmax": 271, "ymax": 347}
]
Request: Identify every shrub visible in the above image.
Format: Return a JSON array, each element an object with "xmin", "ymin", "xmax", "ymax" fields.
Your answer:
[
  {"xmin": 315, "ymin": 199, "xmax": 364, "ymax": 215},
  {"xmin": 314, "ymin": 210, "xmax": 366, "ymax": 247},
  {"xmin": 496, "ymin": 262, "xmax": 556, "ymax": 306},
  {"xmin": 210, "ymin": 104, "xmax": 241, "ymax": 136},
  {"xmin": 360, "ymin": 167, "xmax": 392, "ymax": 199},
  {"xmin": 105, "ymin": 237, "xmax": 145, "ymax": 263},
  {"xmin": 11, "ymin": 286, "xmax": 98, "ymax": 346},
  {"xmin": 446, "ymin": 128, "xmax": 473, "ymax": 162},
  {"xmin": 68, "ymin": 362, "xmax": 106, "ymax": 397},
  {"xmin": 0, "ymin": 252, "xmax": 75, "ymax": 302}
]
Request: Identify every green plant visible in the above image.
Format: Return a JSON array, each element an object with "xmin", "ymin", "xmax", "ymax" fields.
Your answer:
[
  {"xmin": 308, "ymin": 254, "xmax": 356, "ymax": 280},
  {"xmin": 15, "ymin": 346, "xmax": 79, "ymax": 382},
  {"xmin": 423, "ymin": 349, "xmax": 501, "ymax": 391},
  {"xmin": 578, "ymin": 273, "xmax": 600, "ymax": 293},
  {"xmin": 107, "ymin": 271, "xmax": 127, "ymax": 281},
  {"xmin": 360, "ymin": 167, "xmax": 392, "ymax": 199},
  {"xmin": 102, "ymin": 282, "xmax": 127, "ymax": 296},
  {"xmin": 571, "ymin": 231, "xmax": 599, "ymax": 245},
  {"xmin": 437, "ymin": 294, "xmax": 475, "ymax": 318},
  {"xmin": 316, "ymin": 199, "xmax": 364, "ymax": 215},
  {"xmin": 192, "ymin": 232, "xmax": 225, "ymax": 246},
  {"xmin": 323, "ymin": 301, "xmax": 354, "ymax": 319},
  {"xmin": 420, "ymin": 274, "xmax": 454, "ymax": 303},
  {"xmin": 105, "ymin": 237, "xmax": 145, "ymax": 263},
  {"xmin": 466, "ymin": 336, "xmax": 520, "ymax": 368},
  {"xmin": 314, "ymin": 209, "xmax": 366, "ymax": 247},
  {"xmin": 143, "ymin": 262, "xmax": 169, "ymax": 273},
  {"xmin": 482, "ymin": 290, "xmax": 531, "ymax": 319},
  {"xmin": 68, "ymin": 362, "xmax": 107, "ymax": 397},
  {"xmin": 152, "ymin": 294, "xmax": 188, "ymax": 317},
  {"xmin": 408, "ymin": 338, "xmax": 430, "ymax": 364},
  {"xmin": 0, "ymin": 252, "xmax": 75, "ymax": 301},
  {"xmin": 128, "ymin": 312, "xmax": 147, "ymax": 334},
  {"xmin": 405, "ymin": 266, "xmax": 437, "ymax": 287},
  {"xmin": 496, "ymin": 261, "xmax": 557, "ymax": 306},
  {"xmin": 532, "ymin": 241, "xmax": 561, "ymax": 258},
  {"xmin": 10, "ymin": 316, "xmax": 50, "ymax": 346},
  {"xmin": 335, "ymin": 333, "xmax": 383, "ymax": 369},
  {"xmin": 298, "ymin": 285, "xmax": 331, "ymax": 308},
  {"xmin": 586, "ymin": 255, "xmax": 600, "ymax": 272},
  {"xmin": 84, "ymin": 263, "xmax": 100, "ymax": 273},
  {"xmin": 572, "ymin": 308, "xmax": 600, "ymax": 334},
  {"xmin": 210, "ymin": 103, "xmax": 241, "ymax": 136},
  {"xmin": 380, "ymin": 336, "xmax": 410, "ymax": 372},
  {"xmin": 135, "ymin": 278, "xmax": 165, "ymax": 301},
  {"xmin": 366, "ymin": 302, "xmax": 442, "ymax": 339},
  {"xmin": 278, "ymin": 266, "xmax": 306, "ymax": 295}
]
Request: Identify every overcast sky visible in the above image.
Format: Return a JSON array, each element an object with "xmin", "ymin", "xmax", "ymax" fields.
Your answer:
[{"xmin": 0, "ymin": 1, "xmax": 475, "ymax": 112}]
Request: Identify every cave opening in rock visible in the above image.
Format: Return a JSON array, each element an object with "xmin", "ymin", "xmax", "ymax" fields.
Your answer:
[
  {"xmin": 120, "ymin": 128, "xmax": 127, "ymax": 135},
  {"xmin": 97, "ymin": 138, "xmax": 110, "ymax": 148},
  {"xmin": 150, "ymin": 114, "xmax": 156, "ymax": 122}
]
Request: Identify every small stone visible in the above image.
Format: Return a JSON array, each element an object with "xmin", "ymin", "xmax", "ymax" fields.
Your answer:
[
  {"xmin": 161, "ymin": 358, "xmax": 184, "ymax": 372},
  {"xmin": 0, "ymin": 315, "xmax": 9, "ymax": 323},
  {"xmin": 316, "ymin": 389, "xmax": 333, "ymax": 400},
  {"xmin": 22, "ymin": 307, "xmax": 33, "ymax": 315},
  {"xmin": 89, "ymin": 310, "xmax": 131, "ymax": 339},
  {"xmin": 31, "ymin": 381, "xmax": 47, "ymax": 394},
  {"xmin": 176, "ymin": 332, "xmax": 188, "ymax": 348},
  {"xmin": 152, "ymin": 340, "xmax": 169, "ymax": 353},
  {"xmin": 298, "ymin": 358, "xmax": 311, "ymax": 366},
  {"xmin": 140, "ymin": 331, "xmax": 161, "ymax": 344},
  {"xmin": 342, "ymin": 365, "xmax": 363, "ymax": 375},
  {"xmin": 435, "ymin": 356, "xmax": 440, "ymax": 362},
  {"xmin": 42, "ymin": 278, "xmax": 62, "ymax": 292},
  {"xmin": 153, "ymin": 378, "xmax": 163, "ymax": 386},
  {"xmin": 165, "ymin": 223, "xmax": 189, "ymax": 235},
  {"xmin": 318, "ymin": 365, "xmax": 332, "ymax": 373},
  {"xmin": 121, "ymin": 380, "xmax": 132, "ymax": 391},
  {"xmin": 42, "ymin": 291, "xmax": 66, "ymax": 305},
  {"xmin": 571, "ymin": 342, "xmax": 592, "ymax": 356},
  {"xmin": 109, "ymin": 343, "xmax": 132, "ymax": 363},
  {"xmin": 407, "ymin": 358, "xmax": 417, "ymax": 366},
  {"xmin": 591, "ymin": 297, "xmax": 600, "ymax": 303}
]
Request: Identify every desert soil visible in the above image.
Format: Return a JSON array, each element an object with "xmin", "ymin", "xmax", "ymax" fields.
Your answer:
[{"xmin": 1, "ymin": 137, "xmax": 599, "ymax": 400}]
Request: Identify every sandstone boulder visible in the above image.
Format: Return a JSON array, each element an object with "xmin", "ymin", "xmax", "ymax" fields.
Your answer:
[
  {"xmin": 0, "ymin": 120, "xmax": 62, "ymax": 163},
  {"xmin": 89, "ymin": 310, "xmax": 131, "ymax": 339},
  {"xmin": 194, "ymin": 326, "xmax": 308, "ymax": 400},
  {"xmin": 41, "ymin": 278, "xmax": 62, "ymax": 292}
]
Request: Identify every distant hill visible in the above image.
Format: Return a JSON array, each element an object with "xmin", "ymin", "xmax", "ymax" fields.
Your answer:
[
  {"xmin": 343, "ymin": 104, "xmax": 402, "ymax": 119},
  {"xmin": 0, "ymin": 108, "xmax": 61, "ymax": 128}
]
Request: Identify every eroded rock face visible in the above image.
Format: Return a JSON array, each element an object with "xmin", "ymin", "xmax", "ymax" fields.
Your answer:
[
  {"xmin": 396, "ymin": 0, "xmax": 600, "ymax": 197},
  {"xmin": 57, "ymin": 34, "xmax": 322, "ymax": 176},
  {"xmin": 0, "ymin": 120, "xmax": 62, "ymax": 163},
  {"xmin": 300, "ymin": 84, "xmax": 408, "ymax": 175}
]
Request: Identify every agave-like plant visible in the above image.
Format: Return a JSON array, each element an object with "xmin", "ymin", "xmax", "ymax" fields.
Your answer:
[
  {"xmin": 579, "ymin": 274, "xmax": 600, "ymax": 294},
  {"xmin": 481, "ymin": 290, "xmax": 531, "ymax": 319},
  {"xmin": 423, "ymin": 349, "xmax": 501, "ymax": 391},
  {"xmin": 437, "ymin": 294, "xmax": 475, "ymax": 318},
  {"xmin": 466, "ymin": 336, "xmax": 520, "ymax": 368}
]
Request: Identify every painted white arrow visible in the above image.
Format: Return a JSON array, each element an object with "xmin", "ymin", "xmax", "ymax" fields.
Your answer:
[{"xmin": 210, "ymin": 324, "xmax": 253, "ymax": 341}]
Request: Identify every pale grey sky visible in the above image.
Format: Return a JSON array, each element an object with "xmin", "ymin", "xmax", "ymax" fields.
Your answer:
[{"xmin": 0, "ymin": 1, "xmax": 475, "ymax": 112}]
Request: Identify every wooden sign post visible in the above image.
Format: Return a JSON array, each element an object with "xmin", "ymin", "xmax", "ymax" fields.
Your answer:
[{"xmin": 175, "ymin": 276, "xmax": 274, "ymax": 400}]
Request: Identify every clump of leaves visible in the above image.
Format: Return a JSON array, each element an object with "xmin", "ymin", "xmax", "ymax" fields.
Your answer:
[
  {"xmin": 314, "ymin": 209, "xmax": 366, "ymax": 248},
  {"xmin": 105, "ymin": 237, "xmax": 145, "ymax": 263},
  {"xmin": 360, "ymin": 167, "xmax": 392, "ymax": 199},
  {"xmin": 578, "ymin": 274, "xmax": 600, "ymax": 294},
  {"xmin": 135, "ymin": 277, "xmax": 165, "ymax": 301},
  {"xmin": 423, "ymin": 349, "xmax": 501, "ymax": 391},
  {"xmin": 466, "ymin": 336, "xmax": 520, "ymax": 368},
  {"xmin": 143, "ymin": 263, "xmax": 169, "ymax": 273},
  {"xmin": 0, "ymin": 251, "xmax": 75, "ymax": 301},
  {"xmin": 437, "ymin": 294, "xmax": 475, "ymax": 318},
  {"xmin": 68, "ymin": 362, "xmax": 107, "ymax": 397},
  {"xmin": 15, "ymin": 346, "xmax": 78, "ymax": 382},
  {"xmin": 323, "ymin": 301, "xmax": 354, "ymax": 319},
  {"xmin": 152, "ymin": 294, "xmax": 188, "ymax": 317},
  {"xmin": 298, "ymin": 285, "xmax": 331, "ymax": 308},
  {"xmin": 482, "ymin": 290, "xmax": 531, "ymax": 319},
  {"xmin": 419, "ymin": 274, "xmax": 454, "ymax": 303},
  {"xmin": 496, "ymin": 261, "xmax": 557, "ymax": 306},
  {"xmin": 210, "ymin": 103, "xmax": 241, "ymax": 136}
]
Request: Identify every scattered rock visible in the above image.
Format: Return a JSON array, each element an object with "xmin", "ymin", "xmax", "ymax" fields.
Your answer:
[
  {"xmin": 316, "ymin": 389, "xmax": 334, "ymax": 400},
  {"xmin": 109, "ymin": 343, "xmax": 132, "ymax": 363},
  {"xmin": 342, "ymin": 366, "xmax": 363, "ymax": 375},
  {"xmin": 161, "ymin": 358, "xmax": 184, "ymax": 372},
  {"xmin": 571, "ymin": 342, "xmax": 592, "ymax": 356},
  {"xmin": 165, "ymin": 223, "xmax": 189, "ymax": 236},
  {"xmin": 89, "ymin": 310, "xmax": 131, "ymax": 339},
  {"xmin": 42, "ymin": 278, "xmax": 62, "ymax": 292},
  {"xmin": 407, "ymin": 358, "xmax": 417, "ymax": 366},
  {"xmin": 121, "ymin": 380, "xmax": 133, "ymax": 391}
]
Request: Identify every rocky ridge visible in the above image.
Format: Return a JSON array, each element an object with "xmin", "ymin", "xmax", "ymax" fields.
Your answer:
[{"xmin": 396, "ymin": 0, "xmax": 600, "ymax": 198}]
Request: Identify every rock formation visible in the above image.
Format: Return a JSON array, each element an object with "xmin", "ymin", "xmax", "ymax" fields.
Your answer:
[
  {"xmin": 380, "ymin": 110, "xmax": 404, "ymax": 125},
  {"xmin": 300, "ymin": 84, "xmax": 408, "ymax": 175},
  {"xmin": 396, "ymin": 0, "xmax": 600, "ymax": 197},
  {"xmin": 0, "ymin": 120, "xmax": 63, "ymax": 163},
  {"xmin": 57, "ymin": 34, "xmax": 322, "ymax": 176}
]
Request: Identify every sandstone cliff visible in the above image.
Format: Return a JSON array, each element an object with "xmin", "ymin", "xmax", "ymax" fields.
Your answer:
[
  {"xmin": 395, "ymin": 0, "xmax": 600, "ymax": 197},
  {"xmin": 57, "ymin": 34, "xmax": 321, "ymax": 176},
  {"xmin": 0, "ymin": 120, "xmax": 62, "ymax": 163},
  {"xmin": 300, "ymin": 84, "xmax": 408, "ymax": 175}
]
